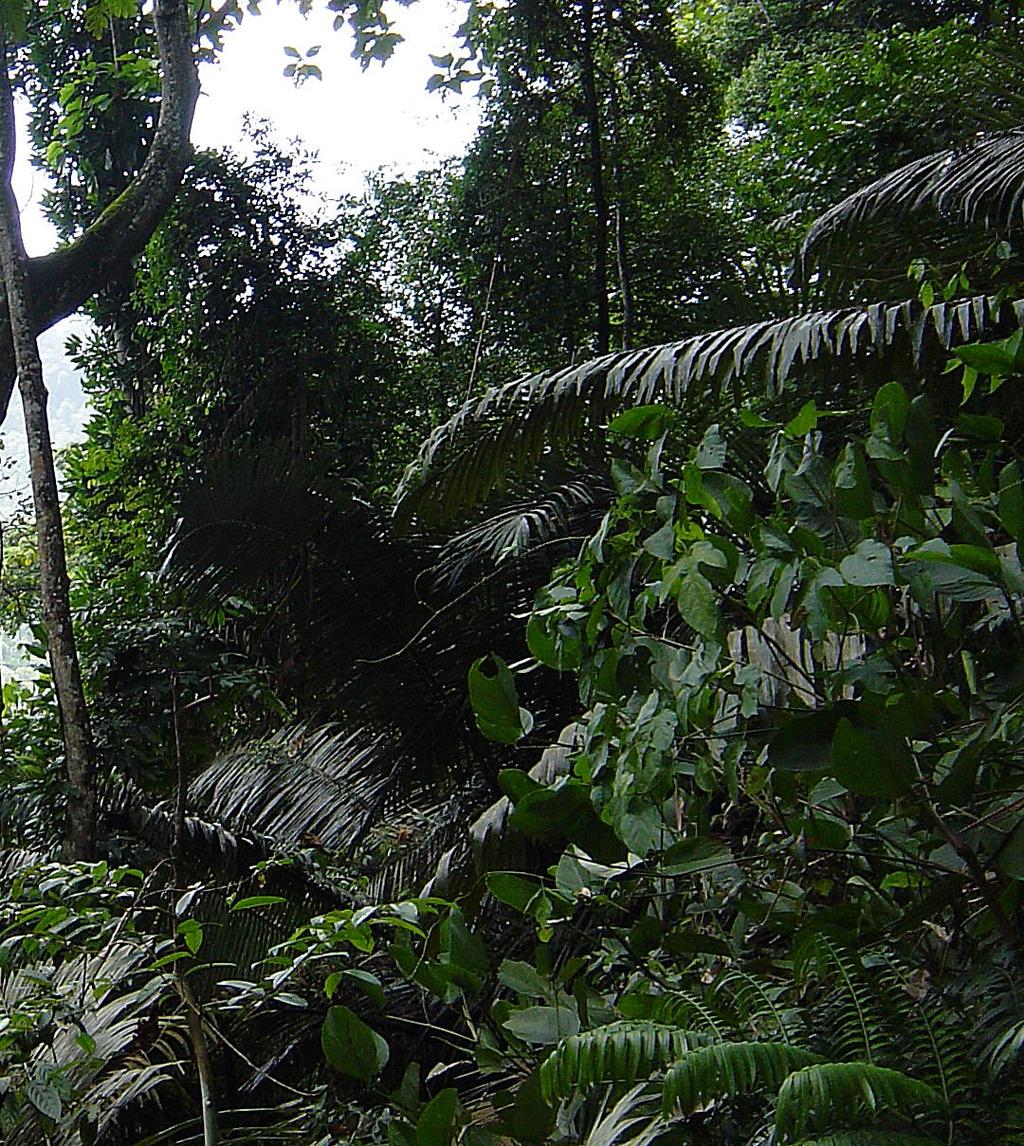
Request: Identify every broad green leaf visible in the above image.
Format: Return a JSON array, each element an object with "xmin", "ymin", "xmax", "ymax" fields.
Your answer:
[
  {"xmin": 441, "ymin": 907, "xmax": 489, "ymax": 981},
  {"xmin": 643, "ymin": 520, "xmax": 676, "ymax": 559},
  {"xmin": 676, "ymin": 571, "xmax": 719, "ymax": 637},
  {"xmin": 695, "ymin": 423, "xmax": 727, "ymax": 469},
  {"xmin": 503, "ymin": 1070, "xmax": 557, "ymax": 1143},
  {"xmin": 831, "ymin": 719, "xmax": 913, "ymax": 798},
  {"xmin": 329, "ymin": 968, "xmax": 386, "ymax": 1009},
  {"xmin": 833, "ymin": 442, "xmax": 873, "ymax": 519},
  {"xmin": 661, "ymin": 836, "xmax": 731, "ymax": 875},
  {"xmin": 178, "ymin": 918, "xmax": 203, "ymax": 956},
  {"xmin": 608, "ymin": 404, "xmax": 672, "ymax": 439},
  {"xmin": 769, "ymin": 705, "xmax": 856, "ymax": 773},
  {"xmin": 416, "ymin": 1088, "xmax": 460, "ymax": 1146},
  {"xmin": 231, "ymin": 895, "xmax": 286, "ymax": 911},
  {"xmin": 503, "ymin": 1004, "xmax": 580, "ymax": 1045},
  {"xmin": 784, "ymin": 400, "xmax": 819, "ymax": 437},
  {"xmin": 870, "ymin": 382, "xmax": 910, "ymax": 440},
  {"xmin": 903, "ymin": 539, "xmax": 1000, "ymax": 600},
  {"xmin": 321, "ymin": 1005, "xmax": 389, "ymax": 1081},
  {"xmin": 486, "ymin": 871, "xmax": 543, "ymax": 913},
  {"xmin": 526, "ymin": 614, "xmax": 582, "ymax": 671},
  {"xmin": 499, "ymin": 959, "xmax": 552, "ymax": 998},
  {"xmin": 25, "ymin": 1081, "xmax": 61, "ymax": 1121},
  {"xmin": 839, "ymin": 539, "xmax": 894, "ymax": 586},
  {"xmin": 468, "ymin": 655, "xmax": 531, "ymax": 743},
  {"xmin": 952, "ymin": 328, "xmax": 1024, "ymax": 375},
  {"xmin": 957, "ymin": 412, "xmax": 1004, "ymax": 441}
]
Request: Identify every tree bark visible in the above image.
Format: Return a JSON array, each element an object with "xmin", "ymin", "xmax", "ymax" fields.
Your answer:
[
  {"xmin": 0, "ymin": 0, "xmax": 198, "ymax": 426},
  {"xmin": 0, "ymin": 47, "xmax": 97, "ymax": 860},
  {"xmin": 578, "ymin": 0, "xmax": 611, "ymax": 357}
]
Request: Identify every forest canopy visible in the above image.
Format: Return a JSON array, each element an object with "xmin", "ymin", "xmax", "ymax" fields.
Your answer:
[{"xmin": 1, "ymin": 1, "xmax": 1024, "ymax": 1143}]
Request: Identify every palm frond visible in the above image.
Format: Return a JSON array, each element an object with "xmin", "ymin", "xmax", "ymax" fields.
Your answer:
[
  {"xmin": 802, "ymin": 131, "xmax": 1024, "ymax": 269},
  {"xmin": 188, "ymin": 723, "xmax": 497, "ymax": 901},
  {"xmin": 2, "ymin": 941, "xmax": 188, "ymax": 1145},
  {"xmin": 775, "ymin": 1062, "xmax": 945, "ymax": 1141},
  {"xmin": 161, "ymin": 440, "xmax": 341, "ymax": 604},
  {"xmin": 432, "ymin": 476, "xmax": 609, "ymax": 589},
  {"xmin": 190, "ymin": 723, "xmax": 436, "ymax": 854},
  {"xmin": 394, "ymin": 296, "xmax": 1023, "ymax": 525},
  {"xmin": 540, "ymin": 1022, "xmax": 716, "ymax": 1102},
  {"xmin": 661, "ymin": 1040, "xmax": 822, "ymax": 1117},
  {"xmin": 582, "ymin": 1083, "xmax": 674, "ymax": 1146}
]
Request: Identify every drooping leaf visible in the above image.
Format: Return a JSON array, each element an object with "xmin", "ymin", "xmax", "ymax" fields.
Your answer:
[
  {"xmin": 321, "ymin": 1005, "xmax": 389, "ymax": 1081},
  {"xmin": 468, "ymin": 655, "xmax": 531, "ymax": 744}
]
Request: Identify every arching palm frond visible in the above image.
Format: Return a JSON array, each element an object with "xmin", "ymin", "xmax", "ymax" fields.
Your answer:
[
  {"xmin": 432, "ymin": 476, "xmax": 610, "ymax": 589},
  {"xmin": 187, "ymin": 722, "xmax": 495, "ymax": 900},
  {"xmin": 394, "ymin": 296, "xmax": 1023, "ymax": 525},
  {"xmin": 802, "ymin": 130, "xmax": 1024, "ymax": 270}
]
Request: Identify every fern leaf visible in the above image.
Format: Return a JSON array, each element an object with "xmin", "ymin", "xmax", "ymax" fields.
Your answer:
[
  {"xmin": 775, "ymin": 1062, "xmax": 945, "ymax": 1141},
  {"xmin": 794, "ymin": 931, "xmax": 888, "ymax": 1065},
  {"xmin": 661, "ymin": 1040, "xmax": 822, "ymax": 1117},
  {"xmin": 540, "ymin": 1022, "xmax": 714, "ymax": 1102},
  {"xmin": 794, "ymin": 1134, "xmax": 941, "ymax": 1145},
  {"xmin": 715, "ymin": 968, "xmax": 803, "ymax": 1043}
]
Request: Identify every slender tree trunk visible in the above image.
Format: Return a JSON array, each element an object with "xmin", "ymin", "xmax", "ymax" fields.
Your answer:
[
  {"xmin": 609, "ymin": 78, "xmax": 634, "ymax": 351},
  {"xmin": 0, "ymin": 49, "xmax": 97, "ymax": 860},
  {"xmin": 578, "ymin": 0, "xmax": 611, "ymax": 356}
]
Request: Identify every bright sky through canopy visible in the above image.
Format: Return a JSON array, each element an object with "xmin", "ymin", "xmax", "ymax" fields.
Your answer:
[
  {"xmin": 193, "ymin": 0, "xmax": 478, "ymax": 199},
  {"xmin": 1, "ymin": 0, "xmax": 479, "ymax": 485}
]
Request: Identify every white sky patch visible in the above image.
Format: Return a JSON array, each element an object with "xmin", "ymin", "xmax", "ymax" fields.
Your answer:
[{"xmin": 193, "ymin": 0, "xmax": 478, "ymax": 197}]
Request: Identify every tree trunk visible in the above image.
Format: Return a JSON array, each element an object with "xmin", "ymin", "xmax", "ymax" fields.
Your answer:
[
  {"xmin": 609, "ymin": 77, "xmax": 634, "ymax": 351},
  {"xmin": 0, "ymin": 50, "xmax": 97, "ymax": 860},
  {"xmin": 578, "ymin": 0, "xmax": 611, "ymax": 357}
]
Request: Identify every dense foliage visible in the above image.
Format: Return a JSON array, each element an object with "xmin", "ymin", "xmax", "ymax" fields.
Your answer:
[{"xmin": 2, "ymin": 1, "xmax": 1024, "ymax": 1143}]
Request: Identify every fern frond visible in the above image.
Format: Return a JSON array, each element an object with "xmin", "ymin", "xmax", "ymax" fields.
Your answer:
[
  {"xmin": 715, "ymin": 968, "xmax": 803, "ymax": 1043},
  {"xmin": 644, "ymin": 988, "xmax": 730, "ymax": 1038},
  {"xmin": 795, "ymin": 932, "xmax": 889, "ymax": 1064},
  {"xmin": 394, "ymin": 296, "xmax": 1023, "ymax": 525},
  {"xmin": 540, "ymin": 1022, "xmax": 715, "ymax": 1102},
  {"xmin": 775, "ymin": 1062, "xmax": 945, "ymax": 1141},
  {"xmin": 876, "ymin": 953, "xmax": 973, "ymax": 1111},
  {"xmin": 661, "ymin": 1040, "xmax": 822, "ymax": 1117},
  {"xmin": 793, "ymin": 1134, "xmax": 942, "ymax": 1145},
  {"xmin": 432, "ymin": 477, "xmax": 608, "ymax": 588}
]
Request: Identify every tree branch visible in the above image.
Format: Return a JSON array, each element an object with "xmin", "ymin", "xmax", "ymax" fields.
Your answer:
[{"xmin": 0, "ymin": 0, "xmax": 199, "ymax": 424}]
